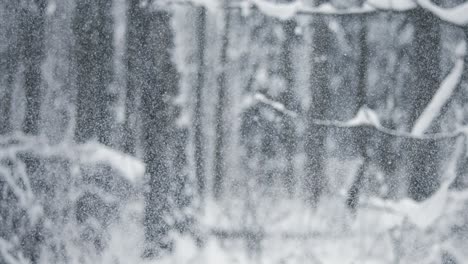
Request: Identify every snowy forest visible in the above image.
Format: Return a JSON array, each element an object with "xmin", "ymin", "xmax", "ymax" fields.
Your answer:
[{"xmin": 1, "ymin": 0, "xmax": 468, "ymax": 263}]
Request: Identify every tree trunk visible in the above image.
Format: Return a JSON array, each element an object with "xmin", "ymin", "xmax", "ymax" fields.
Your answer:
[
  {"xmin": 213, "ymin": 6, "xmax": 231, "ymax": 200},
  {"xmin": 123, "ymin": 0, "xmax": 147, "ymax": 155},
  {"xmin": 194, "ymin": 6, "xmax": 207, "ymax": 200},
  {"xmin": 126, "ymin": 3, "xmax": 179, "ymax": 253},
  {"xmin": 279, "ymin": 17, "xmax": 298, "ymax": 196},
  {"xmin": 0, "ymin": 2, "xmax": 19, "ymax": 135},
  {"xmin": 346, "ymin": 16, "xmax": 370, "ymax": 213},
  {"xmin": 305, "ymin": 15, "xmax": 331, "ymax": 205},
  {"xmin": 73, "ymin": 0, "xmax": 114, "ymax": 145},
  {"xmin": 406, "ymin": 8, "xmax": 441, "ymax": 201},
  {"xmin": 20, "ymin": 0, "xmax": 47, "ymax": 136}
]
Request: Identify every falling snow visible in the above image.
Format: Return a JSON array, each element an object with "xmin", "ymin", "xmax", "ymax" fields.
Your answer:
[{"xmin": 1, "ymin": 0, "xmax": 468, "ymax": 264}]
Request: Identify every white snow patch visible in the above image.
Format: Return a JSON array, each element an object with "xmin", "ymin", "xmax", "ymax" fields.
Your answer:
[
  {"xmin": 176, "ymin": 110, "xmax": 191, "ymax": 128},
  {"xmin": 389, "ymin": 184, "xmax": 451, "ymax": 230},
  {"xmin": 367, "ymin": 136, "xmax": 464, "ymax": 230},
  {"xmin": 252, "ymin": 0, "xmax": 302, "ymax": 20},
  {"xmin": 201, "ymin": 239, "xmax": 231, "ymax": 263},
  {"xmin": 417, "ymin": 0, "xmax": 468, "ymax": 26},
  {"xmin": 46, "ymin": 1, "xmax": 57, "ymax": 15},
  {"xmin": 386, "ymin": 184, "xmax": 450, "ymax": 230},
  {"xmin": 314, "ymin": 2, "xmax": 337, "ymax": 13},
  {"xmin": 190, "ymin": 0, "xmax": 221, "ymax": 13},
  {"xmin": 0, "ymin": 238, "xmax": 29, "ymax": 264},
  {"xmin": 346, "ymin": 106, "xmax": 381, "ymax": 127},
  {"xmin": 356, "ymin": 201, "xmax": 406, "ymax": 232},
  {"xmin": 239, "ymin": 94, "xmax": 256, "ymax": 112},
  {"xmin": 366, "ymin": 0, "xmax": 417, "ymax": 11},
  {"xmin": 254, "ymin": 93, "xmax": 298, "ymax": 117},
  {"xmin": 79, "ymin": 142, "xmax": 145, "ymax": 184},
  {"xmin": 302, "ymin": 2, "xmax": 376, "ymax": 14},
  {"xmin": 169, "ymin": 235, "xmax": 199, "ymax": 263}
]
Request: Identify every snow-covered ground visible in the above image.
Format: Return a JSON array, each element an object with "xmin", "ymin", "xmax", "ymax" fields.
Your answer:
[{"xmin": 87, "ymin": 190, "xmax": 468, "ymax": 264}]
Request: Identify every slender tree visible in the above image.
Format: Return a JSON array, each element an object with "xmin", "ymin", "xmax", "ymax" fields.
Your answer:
[
  {"xmin": 126, "ymin": 1, "xmax": 179, "ymax": 253},
  {"xmin": 73, "ymin": 0, "xmax": 114, "ymax": 144},
  {"xmin": 194, "ymin": 6, "xmax": 207, "ymax": 200},
  {"xmin": 213, "ymin": 4, "xmax": 232, "ymax": 199},
  {"xmin": 406, "ymin": 7, "xmax": 441, "ymax": 201},
  {"xmin": 304, "ymin": 11, "xmax": 331, "ymax": 205},
  {"xmin": 346, "ymin": 15, "xmax": 370, "ymax": 213},
  {"xmin": 0, "ymin": 3, "xmax": 47, "ymax": 262},
  {"xmin": 20, "ymin": 0, "xmax": 47, "ymax": 136},
  {"xmin": 278, "ymin": 15, "xmax": 298, "ymax": 196},
  {"xmin": 0, "ymin": 1, "xmax": 19, "ymax": 135},
  {"xmin": 123, "ymin": 0, "xmax": 147, "ymax": 155}
]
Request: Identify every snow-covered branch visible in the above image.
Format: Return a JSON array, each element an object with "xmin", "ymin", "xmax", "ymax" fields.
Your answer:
[
  {"xmin": 253, "ymin": 93, "xmax": 298, "ymax": 118},
  {"xmin": 250, "ymin": 0, "xmax": 301, "ymax": 20},
  {"xmin": 248, "ymin": 0, "xmax": 377, "ymax": 19},
  {"xmin": 161, "ymin": 0, "xmax": 468, "ymax": 26},
  {"xmin": 172, "ymin": 0, "xmax": 402, "ymax": 18},
  {"xmin": 0, "ymin": 238, "xmax": 29, "ymax": 264},
  {"xmin": 311, "ymin": 106, "xmax": 468, "ymax": 140},
  {"xmin": 412, "ymin": 41, "xmax": 467, "ymax": 136},
  {"xmin": 242, "ymin": 93, "xmax": 467, "ymax": 140},
  {"xmin": 417, "ymin": 0, "xmax": 468, "ymax": 26},
  {"xmin": 0, "ymin": 159, "xmax": 43, "ymax": 225},
  {"xmin": 0, "ymin": 135, "xmax": 145, "ymax": 184},
  {"xmin": 0, "ymin": 166, "xmax": 34, "ymax": 210},
  {"xmin": 78, "ymin": 142, "xmax": 146, "ymax": 184}
]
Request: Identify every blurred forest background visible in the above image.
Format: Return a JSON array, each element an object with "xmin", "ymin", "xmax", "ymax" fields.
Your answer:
[{"xmin": 1, "ymin": 0, "xmax": 468, "ymax": 263}]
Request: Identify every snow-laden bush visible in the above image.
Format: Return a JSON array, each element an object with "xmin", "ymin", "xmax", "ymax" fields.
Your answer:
[{"xmin": 0, "ymin": 134, "xmax": 144, "ymax": 264}]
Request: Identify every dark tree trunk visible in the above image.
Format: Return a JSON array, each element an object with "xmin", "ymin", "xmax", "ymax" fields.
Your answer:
[
  {"xmin": 406, "ymin": 8, "xmax": 441, "ymax": 201},
  {"xmin": 1, "ymin": 3, "xmax": 48, "ymax": 262},
  {"xmin": 171, "ymin": 123, "xmax": 191, "ymax": 232},
  {"xmin": 346, "ymin": 16, "xmax": 369, "ymax": 213},
  {"xmin": 123, "ymin": 0, "xmax": 147, "ymax": 155},
  {"xmin": 0, "ymin": 2, "xmax": 19, "ymax": 135},
  {"xmin": 194, "ymin": 6, "xmax": 207, "ymax": 200},
  {"xmin": 0, "ymin": 74, "xmax": 14, "ymax": 135},
  {"xmin": 126, "ymin": 2, "xmax": 179, "ymax": 253},
  {"xmin": 213, "ymin": 6, "xmax": 231, "ymax": 199},
  {"xmin": 20, "ymin": 0, "xmax": 47, "ymax": 136},
  {"xmin": 305, "ymin": 15, "xmax": 331, "ymax": 205},
  {"xmin": 73, "ymin": 0, "xmax": 114, "ymax": 145},
  {"xmin": 279, "ymin": 17, "xmax": 298, "ymax": 196}
]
